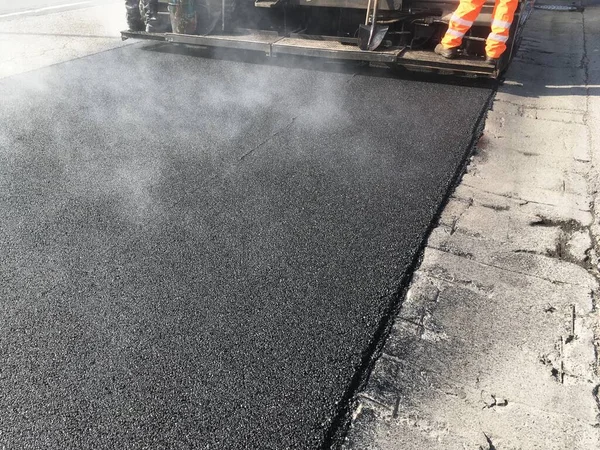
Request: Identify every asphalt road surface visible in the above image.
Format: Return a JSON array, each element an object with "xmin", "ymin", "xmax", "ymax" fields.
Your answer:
[{"xmin": 0, "ymin": 40, "xmax": 492, "ymax": 448}]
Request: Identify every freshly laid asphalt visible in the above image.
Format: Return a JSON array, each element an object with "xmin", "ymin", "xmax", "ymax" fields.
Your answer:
[{"xmin": 0, "ymin": 44, "xmax": 492, "ymax": 449}]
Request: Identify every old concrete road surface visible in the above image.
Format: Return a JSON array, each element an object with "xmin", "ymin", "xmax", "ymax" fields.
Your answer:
[
  {"xmin": 0, "ymin": 1, "xmax": 104, "ymax": 16},
  {"xmin": 0, "ymin": 29, "xmax": 492, "ymax": 450}
]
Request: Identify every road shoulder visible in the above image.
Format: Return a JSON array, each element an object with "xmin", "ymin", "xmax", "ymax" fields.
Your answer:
[{"xmin": 0, "ymin": 1, "xmax": 129, "ymax": 80}]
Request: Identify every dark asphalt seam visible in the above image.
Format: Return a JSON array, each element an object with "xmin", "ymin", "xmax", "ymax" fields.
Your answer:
[
  {"xmin": 238, "ymin": 117, "xmax": 297, "ymax": 161},
  {"xmin": 324, "ymin": 83, "xmax": 498, "ymax": 450},
  {"xmin": 345, "ymin": 73, "xmax": 359, "ymax": 84}
]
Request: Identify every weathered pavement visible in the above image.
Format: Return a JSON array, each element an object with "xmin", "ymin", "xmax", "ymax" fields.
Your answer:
[
  {"xmin": 0, "ymin": 1, "xmax": 105, "ymax": 17},
  {"xmin": 343, "ymin": 3, "xmax": 600, "ymax": 449},
  {"xmin": 0, "ymin": 5, "xmax": 494, "ymax": 450},
  {"xmin": 0, "ymin": 0, "xmax": 127, "ymax": 80}
]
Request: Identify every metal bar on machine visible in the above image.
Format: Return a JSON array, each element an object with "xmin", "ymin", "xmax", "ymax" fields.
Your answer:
[{"xmin": 165, "ymin": 33, "xmax": 277, "ymax": 53}]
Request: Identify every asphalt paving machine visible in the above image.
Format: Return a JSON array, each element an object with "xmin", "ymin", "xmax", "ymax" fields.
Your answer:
[{"xmin": 121, "ymin": 0, "xmax": 534, "ymax": 78}]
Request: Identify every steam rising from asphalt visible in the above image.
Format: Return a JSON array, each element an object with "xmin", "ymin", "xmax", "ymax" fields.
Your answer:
[{"xmin": 0, "ymin": 1, "xmax": 364, "ymax": 233}]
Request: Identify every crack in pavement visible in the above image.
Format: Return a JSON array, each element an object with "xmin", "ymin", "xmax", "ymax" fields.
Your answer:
[
  {"xmin": 462, "ymin": 182, "xmax": 592, "ymax": 212},
  {"xmin": 425, "ymin": 246, "xmax": 591, "ymax": 288}
]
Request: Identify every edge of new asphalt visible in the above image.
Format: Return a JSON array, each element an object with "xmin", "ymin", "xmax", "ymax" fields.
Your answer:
[{"xmin": 322, "ymin": 82, "xmax": 498, "ymax": 449}]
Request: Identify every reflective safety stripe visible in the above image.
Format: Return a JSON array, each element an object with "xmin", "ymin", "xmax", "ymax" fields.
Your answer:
[
  {"xmin": 491, "ymin": 18, "xmax": 512, "ymax": 29},
  {"xmin": 446, "ymin": 28, "xmax": 466, "ymax": 38},
  {"xmin": 451, "ymin": 14, "xmax": 474, "ymax": 27},
  {"xmin": 488, "ymin": 32, "xmax": 509, "ymax": 42}
]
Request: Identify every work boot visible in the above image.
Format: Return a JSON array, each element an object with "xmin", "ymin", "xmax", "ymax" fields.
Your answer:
[
  {"xmin": 434, "ymin": 43, "xmax": 459, "ymax": 59},
  {"xmin": 143, "ymin": 1, "xmax": 171, "ymax": 33},
  {"xmin": 145, "ymin": 14, "xmax": 159, "ymax": 33},
  {"xmin": 127, "ymin": 17, "xmax": 145, "ymax": 31},
  {"xmin": 127, "ymin": 18, "xmax": 145, "ymax": 31},
  {"xmin": 145, "ymin": 11, "xmax": 171, "ymax": 32},
  {"xmin": 125, "ymin": 1, "xmax": 144, "ymax": 31},
  {"xmin": 485, "ymin": 55, "xmax": 499, "ymax": 65}
]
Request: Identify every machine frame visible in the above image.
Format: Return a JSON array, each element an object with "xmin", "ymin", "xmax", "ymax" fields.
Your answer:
[{"xmin": 121, "ymin": 0, "xmax": 534, "ymax": 78}]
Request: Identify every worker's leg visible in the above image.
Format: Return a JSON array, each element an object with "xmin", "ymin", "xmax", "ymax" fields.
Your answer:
[
  {"xmin": 141, "ymin": 0, "xmax": 168, "ymax": 32},
  {"xmin": 139, "ymin": 0, "xmax": 155, "ymax": 24},
  {"xmin": 124, "ymin": 0, "xmax": 143, "ymax": 31},
  {"xmin": 441, "ymin": 0, "xmax": 487, "ymax": 49},
  {"xmin": 485, "ymin": 0, "xmax": 519, "ymax": 59}
]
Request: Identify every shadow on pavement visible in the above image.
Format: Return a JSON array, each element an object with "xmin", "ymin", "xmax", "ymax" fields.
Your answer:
[{"xmin": 139, "ymin": 41, "xmax": 499, "ymax": 90}]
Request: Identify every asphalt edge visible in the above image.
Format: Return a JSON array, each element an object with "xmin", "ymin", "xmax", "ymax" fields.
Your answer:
[{"xmin": 324, "ymin": 83, "xmax": 499, "ymax": 450}]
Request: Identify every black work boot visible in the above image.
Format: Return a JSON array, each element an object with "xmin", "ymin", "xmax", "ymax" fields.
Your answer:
[
  {"xmin": 145, "ymin": 14, "xmax": 160, "ymax": 33},
  {"xmin": 143, "ymin": 1, "xmax": 170, "ymax": 33},
  {"xmin": 434, "ymin": 43, "xmax": 459, "ymax": 59},
  {"xmin": 127, "ymin": 18, "xmax": 145, "ymax": 31},
  {"xmin": 485, "ymin": 55, "xmax": 499, "ymax": 65},
  {"xmin": 125, "ymin": 0, "xmax": 144, "ymax": 31},
  {"xmin": 145, "ymin": 12, "xmax": 171, "ymax": 32}
]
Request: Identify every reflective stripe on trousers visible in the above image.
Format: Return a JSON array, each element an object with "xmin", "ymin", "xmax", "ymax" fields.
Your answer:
[
  {"xmin": 486, "ymin": 0, "xmax": 519, "ymax": 58},
  {"xmin": 440, "ymin": 0, "xmax": 486, "ymax": 50},
  {"xmin": 440, "ymin": 0, "xmax": 519, "ymax": 59}
]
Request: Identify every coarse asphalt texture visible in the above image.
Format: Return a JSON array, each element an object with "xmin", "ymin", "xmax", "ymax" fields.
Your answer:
[{"xmin": 0, "ymin": 43, "xmax": 492, "ymax": 449}]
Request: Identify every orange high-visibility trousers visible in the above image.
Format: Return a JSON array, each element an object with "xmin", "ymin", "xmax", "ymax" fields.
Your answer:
[{"xmin": 440, "ymin": 0, "xmax": 519, "ymax": 59}]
